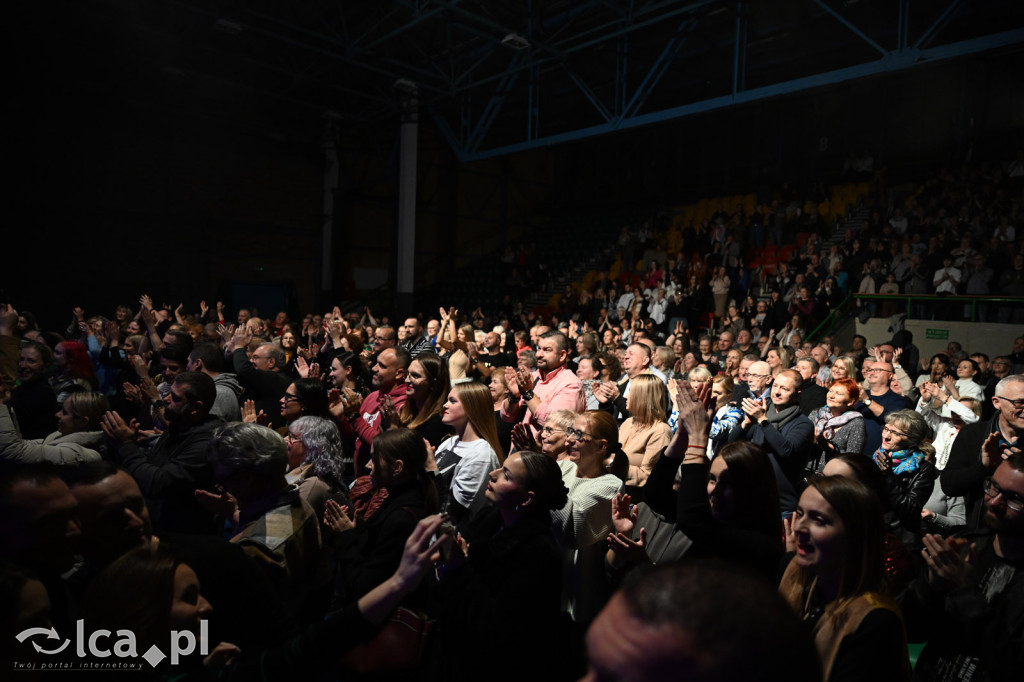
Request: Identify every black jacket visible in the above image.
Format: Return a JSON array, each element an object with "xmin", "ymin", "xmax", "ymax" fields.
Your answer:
[
  {"xmin": 233, "ymin": 348, "xmax": 292, "ymax": 429},
  {"xmin": 882, "ymin": 458, "xmax": 937, "ymax": 551},
  {"xmin": 115, "ymin": 415, "xmax": 224, "ymax": 534}
]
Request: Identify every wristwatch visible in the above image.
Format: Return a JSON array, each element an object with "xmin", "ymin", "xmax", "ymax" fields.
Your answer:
[
  {"xmin": 863, "ymin": 397, "xmax": 872, "ymax": 406},
  {"xmin": 759, "ymin": 419, "xmax": 769, "ymax": 427},
  {"xmin": 152, "ymin": 399, "xmax": 167, "ymax": 410},
  {"xmin": 522, "ymin": 389, "xmax": 535, "ymax": 402}
]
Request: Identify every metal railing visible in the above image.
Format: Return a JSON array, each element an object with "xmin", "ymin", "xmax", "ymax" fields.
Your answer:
[{"xmin": 806, "ymin": 292, "xmax": 1024, "ymax": 341}]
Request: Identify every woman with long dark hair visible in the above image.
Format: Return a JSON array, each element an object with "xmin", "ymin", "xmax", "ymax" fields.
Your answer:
[
  {"xmin": 780, "ymin": 475, "xmax": 910, "ymax": 681},
  {"xmin": 324, "ymin": 428, "xmax": 438, "ymax": 606},
  {"xmin": 395, "ymin": 353, "xmax": 451, "ymax": 447},
  {"xmin": 427, "ymin": 450, "xmax": 571, "ymax": 682}
]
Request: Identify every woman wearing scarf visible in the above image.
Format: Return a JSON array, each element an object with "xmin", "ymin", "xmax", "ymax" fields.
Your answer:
[
  {"xmin": 728, "ymin": 368, "xmax": 814, "ymax": 515},
  {"xmin": 872, "ymin": 409, "xmax": 937, "ymax": 554},
  {"xmin": 809, "ymin": 378, "xmax": 866, "ymax": 473}
]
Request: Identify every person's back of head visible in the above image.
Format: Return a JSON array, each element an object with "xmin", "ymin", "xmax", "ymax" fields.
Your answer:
[
  {"xmin": 172, "ymin": 371, "xmax": 216, "ymax": 420},
  {"xmin": 586, "ymin": 560, "xmax": 821, "ymax": 682},
  {"xmin": 189, "ymin": 342, "xmax": 225, "ymax": 374},
  {"xmin": 0, "ymin": 464, "xmax": 80, "ymax": 575},
  {"xmin": 209, "ymin": 423, "xmax": 287, "ymax": 503}
]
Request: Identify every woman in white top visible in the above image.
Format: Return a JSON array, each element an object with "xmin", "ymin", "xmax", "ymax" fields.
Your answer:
[
  {"xmin": 947, "ymin": 358, "xmax": 984, "ymax": 402},
  {"xmin": 434, "ymin": 381, "xmax": 502, "ymax": 528},
  {"xmin": 552, "ymin": 410, "xmax": 626, "ymax": 625}
]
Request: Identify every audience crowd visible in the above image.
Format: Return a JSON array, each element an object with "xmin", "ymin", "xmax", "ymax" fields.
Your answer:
[{"xmin": 1, "ymin": 154, "xmax": 1022, "ymax": 680}]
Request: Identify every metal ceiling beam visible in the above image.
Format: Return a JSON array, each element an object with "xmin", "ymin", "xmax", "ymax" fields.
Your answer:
[
  {"xmin": 451, "ymin": 0, "xmax": 719, "ymax": 93},
  {"xmin": 465, "ymin": 51, "xmax": 527, "ymax": 153},
  {"xmin": 914, "ymin": 0, "xmax": 964, "ymax": 50},
  {"xmin": 811, "ymin": 0, "xmax": 887, "ymax": 57},
  {"xmin": 619, "ymin": 17, "xmax": 699, "ymax": 121},
  {"xmin": 449, "ymin": 26, "xmax": 1024, "ymax": 162},
  {"xmin": 563, "ymin": 67, "xmax": 615, "ymax": 123}
]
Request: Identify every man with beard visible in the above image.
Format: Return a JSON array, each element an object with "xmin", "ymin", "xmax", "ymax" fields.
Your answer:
[
  {"xmin": 66, "ymin": 461, "xmax": 292, "ymax": 648},
  {"xmin": 100, "ymin": 371, "xmax": 222, "ymax": 534},
  {"xmin": 902, "ymin": 453, "xmax": 1024, "ymax": 681},
  {"xmin": 502, "ymin": 331, "xmax": 584, "ymax": 438}
]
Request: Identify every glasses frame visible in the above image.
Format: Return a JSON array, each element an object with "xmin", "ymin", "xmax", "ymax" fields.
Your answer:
[{"xmin": 983, "ymin": 478, "xmax": 1024, "ymax": 512}]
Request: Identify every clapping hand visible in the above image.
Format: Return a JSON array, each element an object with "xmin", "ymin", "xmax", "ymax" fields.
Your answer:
[
  {"xmin": 101, "ymin": 411, "xmax": 139, "ymax": 444},
  {"xmin": 295, "ymin": 356, "xmax": 320, "ymax": 379},
  {"xmin": 195, "ymin": 486, "xmax": 239, "ymax": 525},
  {"xmin": 921, "ymin": 534, "xmax": 976, "ymax": 591},
  {"xmin": 510, "ymin": 423, "xmax": 540, "ymax": 453},
  {"xmin": 323, "ymin": 499, "xmax": 357, "ymax": 534},
  {"xmin": 241, "ymin": 400, "xmax": 268, "ymax": 425},
  {"xmin": 611, "ymin": 493, "xmax": 637, "ymax": 535},
  {"xmin": 380, "ymin": 395, "xmax": 402, "ymax": 430}
]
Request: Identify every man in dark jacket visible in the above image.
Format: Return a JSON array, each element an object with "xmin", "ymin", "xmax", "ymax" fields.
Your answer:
[
  {"xmin": 228, "ymin": 326, "xmax": 291, "ymax": 429},
  {"xmin": 101, "ymin": 371, "xmax": 223, "ymax": 534},
  {"xmin": 795, "ymin": 357, "xmax": 827, "ymax": 415},
  {"xmin": 729, "ymin": 369, "xmax": 813, "ymax": 514},
  {"xmin": 942, "ymin": 374, "xmax": 1024, "ymax": 528},
  {"xmin": 902, "ymin": 453, "xmax": 1024, "ymax": 681}
]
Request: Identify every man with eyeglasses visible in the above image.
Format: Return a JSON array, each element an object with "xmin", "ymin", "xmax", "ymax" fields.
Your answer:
[
  {"xmin": 856, "ymin": 358, "xmax": 910, "ymax": 457},
  {"xmin": 943, "ymin": 374, "xmax": 1024, "ymax": 529},
  {"xmin": 228, "ymin": 325, "xmax": 292, "ymax": 429},
  {"xmin": 901, "ymin": 453, "xmax": 1024, "ymax": 681}
]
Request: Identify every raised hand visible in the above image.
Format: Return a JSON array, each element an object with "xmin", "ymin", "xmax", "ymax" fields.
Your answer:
[
  {"xmin": 611, "ymin": 493, "xmax": 637, "ymax": 535},
  {"xmin": 606, "ymin": 527, "xmax": 648, "ymax": 564},
  {"xmin": 241, "ymin": 400, "xmax": 268, "ymax": 425},
  {"xmin": 199, "ymin": 300, "xmax": 209, "ymax": 318},
  {"xmin": 139, "ymin": 294, "xmax": 153, "ymax": 311},
  {"xmin": 674, "ymin": 379, "xmax": 712, "ymax": 441},
  {"xmin": 514, "ymin": 367, "xmax": 535, "ymax": 395},
  {"xmin": 504, "ymin": 366, "xmax": 521, "ymax": 399},
  {"xmin": 72, "ymin": 306, "xmax": 85, "ymax": 322}
]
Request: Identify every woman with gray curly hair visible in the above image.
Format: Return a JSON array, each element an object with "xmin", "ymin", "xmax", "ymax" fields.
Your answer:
[{"xmin": 286, "ymin": 415, "xmax": 350, "ymax": 518}]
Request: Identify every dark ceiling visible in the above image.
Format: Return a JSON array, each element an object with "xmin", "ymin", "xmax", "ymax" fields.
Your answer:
[{"xmin": 21, "ymin": 0, "xmax": 1024, "ymax": 158}]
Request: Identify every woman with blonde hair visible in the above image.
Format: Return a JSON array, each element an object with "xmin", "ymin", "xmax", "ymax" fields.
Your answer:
[
  {"xmin": 433, "ymin": 381, "xmax": 503, "ymax": 528},
  {"xmin": 766, "ymin": 346, "xmax": 790, "ymax": 378},
  {"xmin": 707, "ymin": 374, "xmax": 743, "ymax": 458},
  {"xmin": 830, "ymin": 356, "xmax": 857, "ymax": 384},
  {"xmin": 618, "ymin": 374, "xmax": 673, "ymax": 492}
]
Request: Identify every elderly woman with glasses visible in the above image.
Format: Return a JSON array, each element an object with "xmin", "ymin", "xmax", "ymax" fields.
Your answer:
[{"xmin": 873, "ymin": 409, "xmax": 938, "ymax": 553}]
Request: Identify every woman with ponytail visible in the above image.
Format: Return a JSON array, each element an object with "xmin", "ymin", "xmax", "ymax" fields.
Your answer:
[{"xmin": 552, "ymin": 410, "xmax": 626, "ymax": 626}]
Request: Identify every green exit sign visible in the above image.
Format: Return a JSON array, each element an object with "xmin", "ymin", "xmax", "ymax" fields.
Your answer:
[{"xmin": 926, "ymin": 328, "xmax": 950, "ymax": 340}]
